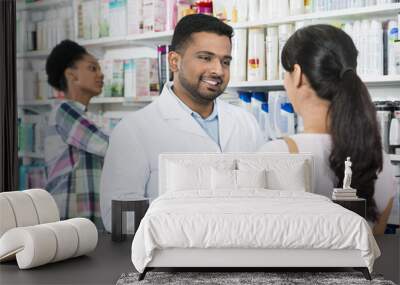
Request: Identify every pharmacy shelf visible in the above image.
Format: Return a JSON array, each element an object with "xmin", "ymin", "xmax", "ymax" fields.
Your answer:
[
  {"xmin": 228, "ymin": 76, "xmax": 400, "ymax": 89},
  {"xmin": 17, "ymin": 75, "xmax": 400, "ymax": 107},
  {"xmin": 78, "ymin": 31, "xmax": 174, "ymax": 48},
  {"xmin": 390, "ymin": 155, "xmax": 400, "ymax": 162},
  {"xmin": 18, "ymin": 100, "xmax": 52, "ymax": 107},
  {"xmin": 228, "ymin": 80, "xmax": 284, "ymax": 89},
  {"xmin": 17, "ymin": 0, "xmax": 70, "ymax": 11},
  {"xmin": 76, "ymin": 3, "xmax": 400, "ymax": 49},
  {"xmin": 77, "ymin": 36, "xmax": 127, "ymax": 48},
  {"xmin": 17, "ymin": 49, "xmax": 50, "ymax": 59},
  {"xmin": 18, "ymin": 96, "xmax": 159, "ymax": 107},
  {"xmin": 363, "ymin": 75, "xmax": 400, "ymax": 87},
  {"xmin": 18, "ymin": 151, "xmax": 44, "ymax": 159},
  {"xmin": 231, "ymin": 3, "xmax": 400, "ymax": 29},
  {"xmin": 92, "ymin": 96, "xmax": 158, "ymax": 104}
]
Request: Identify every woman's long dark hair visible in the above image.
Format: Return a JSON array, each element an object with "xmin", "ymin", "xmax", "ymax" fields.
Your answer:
[{"xmin": 281, "ymin": 25, "xmax": 382, "ymax": 222}]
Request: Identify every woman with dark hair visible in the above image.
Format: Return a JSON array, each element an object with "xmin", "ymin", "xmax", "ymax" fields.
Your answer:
[
  {"xmin": 44, "ymin": 40, "xmax": 109, "ymax": 228},
  {"xmin": 259, "ymin": 25, "xmax": 396, "ymax": 234}
]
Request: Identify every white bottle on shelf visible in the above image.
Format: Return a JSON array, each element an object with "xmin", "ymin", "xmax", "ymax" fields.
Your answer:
[
  {"xmin": 231, "ymin": 28, "xmax": 247, "ymax": 82},
  {"xmin": 236, "ymin": 0, "xmax": 249, "ymax": 23},
  {"xmin": 359, "ymin": 19, "xmax": 370, "ymax": 76},
  {"xmin": 304, "ymin": 0, "xmax": 313, "ymax": 13},
  {"xmin": 365, "ymin": 0, "xmax": 376, "ymax": 6},
  {"xmin": 343, "ymin": 22, "xmax": 353, "ymax": 38},
  {"xmin": 91, "ymin": 0, "xmax": 100, "ymax": 39},
  {"xmin": 247, "ymin": 28, "xmax": 265, "ymax": 81},
  {"xmin": 351, "ymin": 20, "xmax": 361, "ymax": 74},
  {"xmin": 289, "ymin": 0, "xmax": 304, "ymax": 16},
  {"xmin": 266, "ymin": 0, "xmax": 279, "ymax": 20},
  {"xmin": 248, "ymin": 0, "xmax": 259, "ymax": 22},
  {"xmin": 277, "ymin": 0, "xmax": 289, "ymax": 18},
  {"xmin": 259, "ymin": 0, "xmax": 268, "ymax": 21},
  {"xmin": 251, "ymin": 91, "xmax": 267, "ymax": 127},
  {"xmin": 238, "ymin": 91, "xmax": 252, "ymax": 113},
  {"xmin": 260, "ymin": 102, "xmax": 272, "ymax": 140},
  {"xmin": 278, "ymin": 24, "xmax": 294, "ymax": 80},
  {"xmin": 266, "ymin": 26, "xmax": 278, "ymax": 80},
  {"xmin": 388, "ymin": 20, "xmax": 399, "ymax": 75},
  {"xmin": 369, "ymin": 19, "xmax": 383, "ymax": 76},
  {"xmin": 280, "ymin": 102, "xmax": 295, "ymax": 136}
]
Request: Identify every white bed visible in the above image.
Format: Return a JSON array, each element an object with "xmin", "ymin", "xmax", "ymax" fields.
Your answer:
[{"xmin": 131, "ymin": 153, "xmax": 380, "ymax": 280}]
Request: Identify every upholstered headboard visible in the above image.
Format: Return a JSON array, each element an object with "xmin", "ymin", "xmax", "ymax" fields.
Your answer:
[{"xmin": 158, "ymin": 153, "xmax": 315, "ymax": 195}]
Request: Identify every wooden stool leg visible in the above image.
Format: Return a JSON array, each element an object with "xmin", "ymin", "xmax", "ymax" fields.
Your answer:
[{"xmin": 112, "ymin": 201, "xmax": 123, "ymax": 242}]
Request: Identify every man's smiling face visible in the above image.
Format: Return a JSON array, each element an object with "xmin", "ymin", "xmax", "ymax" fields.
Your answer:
[{"xmin": 175, "ymin": 32, "xmax": 232, "ymax": 104}]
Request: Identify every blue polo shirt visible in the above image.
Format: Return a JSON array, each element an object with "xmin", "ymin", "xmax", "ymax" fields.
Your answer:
[{"xmin": 168, "ymin": 84, "xmax": 220, "ymax": 148}]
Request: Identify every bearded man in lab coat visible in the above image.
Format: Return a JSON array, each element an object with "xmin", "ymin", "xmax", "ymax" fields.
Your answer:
[{"xmin": 100, "ymin": 14, "xmax": 264, "ymax": 232}]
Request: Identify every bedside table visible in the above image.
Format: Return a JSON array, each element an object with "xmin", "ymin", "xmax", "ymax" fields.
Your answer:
[
  {"xmin": 332, "ymin": 198, "xmax": 366, "ymax": 218},
  {"xmin": 112, "ymin": 196, "xmax": 150, "ymax": 242}
]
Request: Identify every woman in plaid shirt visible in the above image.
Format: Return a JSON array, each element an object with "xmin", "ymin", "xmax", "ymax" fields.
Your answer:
[{"xmin": 44, "ymin": 40, "xmax": 109, "ymax": 229}]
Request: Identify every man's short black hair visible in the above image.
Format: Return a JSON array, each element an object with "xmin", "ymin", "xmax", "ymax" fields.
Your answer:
[
  {"xmin": 46, "ymin": 39, "xmax": 87, "ymax": 92},
  {"xmin": 170, "ymin": 14, "xmax": 233, "ymax": 52}
]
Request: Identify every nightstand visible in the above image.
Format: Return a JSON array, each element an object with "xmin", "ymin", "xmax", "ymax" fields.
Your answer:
[
  {"xmin": 111, "ymin": 197, "xmax": 150, "ymax": 242},
  {"xmin": 332, "ymin": 198, "xmax": 366, "ymax": 218}
]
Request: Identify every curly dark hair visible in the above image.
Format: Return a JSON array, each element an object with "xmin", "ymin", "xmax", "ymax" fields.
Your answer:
[
  {"xmin": 281, "ymin": 25, "xmax": 383, "ymax": 222},
  {"xmin": 171, "ymin": 14, "xmax": 233, "ymax": 52},
  {"xmin": 45, "ymin": 39, "xmax": 87, "ymax": 92}
]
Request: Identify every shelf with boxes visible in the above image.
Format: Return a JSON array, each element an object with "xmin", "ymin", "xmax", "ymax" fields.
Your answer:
[
  {"xmin": 228, "ymin": 75, "xmax": 400, "ymax": 89},
  {"xmin": 230, "ymin": 3, "xmax": 400, "ymax": 29},
  {"xmin": 16, "ymin": 97, "xmax": 146, "ymax": 107},
  {"xmin": 78, "ymin": 31, "xmax": 174, "ymax": 48},
  {"xmin": 18, "ymin": 151, "xmax": 45, "ymax": 159},
  {"xmin": 390, "ymin": 154, "xmax": 400, "ymax": 161},
  {"xmin": 16, "ymin": 0, "xmax": 70, "ymax": 11},
  {"xmin": 72, "ymin": 3, "xmax": 400, "ymax": 49},
  {"xmin": 16, "ymin": 49, "xmax": 51, "ymax": 59}
]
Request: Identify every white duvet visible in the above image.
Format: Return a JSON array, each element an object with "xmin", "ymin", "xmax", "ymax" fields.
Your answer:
[{"xmin": 131, "ymin": 190, "xmax": 380, "ymax": 273}]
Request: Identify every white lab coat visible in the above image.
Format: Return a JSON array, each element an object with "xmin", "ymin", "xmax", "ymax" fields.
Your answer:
[{"xmin": 100, "ymin": 84, "xmax": 264, "ymax": 231}]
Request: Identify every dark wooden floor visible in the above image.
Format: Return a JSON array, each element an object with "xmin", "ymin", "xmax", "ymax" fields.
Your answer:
[{"xmin": 0, "ymin": 233, "xmax": 133, "ymax": 285}]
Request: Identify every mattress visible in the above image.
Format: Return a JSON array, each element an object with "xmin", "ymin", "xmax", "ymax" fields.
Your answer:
[{"xmin": 131, "ymin": 190, "xmax": 380, "ymax": 273}]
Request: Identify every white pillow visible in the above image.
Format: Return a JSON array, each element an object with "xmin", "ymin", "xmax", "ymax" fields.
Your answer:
[
  {"xmin": 236, "ymin": 169, "xmax": 267, "ymax": 189},
  {"xmin": 167, "ymin": 162, "xmax": 211, "ymax": 191},
  {"xmin": 211, "ymin": 168, "xmax": 236, "ymax": 190},
  {"xmin": 267, "ymin": 163, "xmax": 306, "ymax": 191},
  {"xmin": 238, "ymin": 158, "xmax": 308, "ymax": 191},
  {"xmin": 211, "ymin": 169, "xmax": 268, "ymax": 190}
]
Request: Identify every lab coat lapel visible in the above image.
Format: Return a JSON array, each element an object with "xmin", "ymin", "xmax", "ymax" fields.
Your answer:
[
  {"xmin": 157, "ymin": 87, "xmax": 209, "ymax": 138},
  {"xmin": 217, "ymin": 99, "xmax": 235, "ymax": 151}
]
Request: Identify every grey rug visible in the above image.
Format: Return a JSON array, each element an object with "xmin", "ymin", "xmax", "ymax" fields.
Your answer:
[{"xmin": 116, "ymin": 271, "xmax": 396, "ymax": 285}]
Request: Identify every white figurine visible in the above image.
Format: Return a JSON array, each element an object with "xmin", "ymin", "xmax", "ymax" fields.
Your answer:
[{"xmin": 343, "ymin": 157, "xmax": 353, "ymax": 190}]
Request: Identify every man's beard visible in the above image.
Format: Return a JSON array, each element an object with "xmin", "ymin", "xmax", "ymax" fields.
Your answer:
[{"xmin": 178, "ymin": 72, "xmax": 226, "ymax": 105}]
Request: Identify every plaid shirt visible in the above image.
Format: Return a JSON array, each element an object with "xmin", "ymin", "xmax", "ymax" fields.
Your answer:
[{"xmin": 45, "ymin": 100, "xmax": 109, "ymax": 228}]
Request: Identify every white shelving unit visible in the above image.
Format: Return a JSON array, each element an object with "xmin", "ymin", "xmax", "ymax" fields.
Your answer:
[
  {"xmin": 390, "ymin": 155, "xmax": 400, "ymax": 162},
  {"xmin": 16, "ymin": 0, "xmax": 70, "ymax": 11},
  {"xmin": 16, "ymin": 49, "xmax": 51, "ymax": 59},
  {"xmin": 231, "ymin": 3, "xmax": 400, "ymax": 29},
  {"xmin": 70, "ymin": 3, "xmax": 400, "ymax": 50},
  {"xmin": 17, "ymin": 96, "xmax": 156, "ymax": 107},
  {"xmin": 228, "ymin": 75, "xmax": 400, "ymax": 89},
  {"xmin": 18, "ymin": 94, "xmax": 240, "ymax": 107},
  {"xmin": 18, "ymin": 151, "xmax": 44, "ymax": 159},
  {"xmin": 78, "ymin": 31, "xmax": 174, "ymax": 48}
]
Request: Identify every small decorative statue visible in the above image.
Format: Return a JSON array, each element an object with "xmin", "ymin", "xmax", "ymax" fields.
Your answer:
[{"xmin": 342, "ymin": 157, "xmax": 353, "ymax": 190}]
